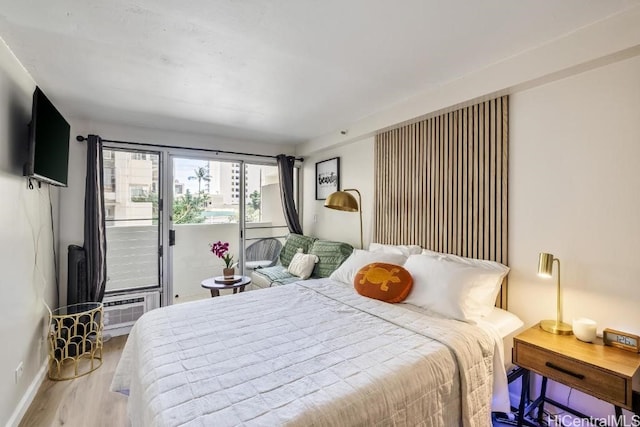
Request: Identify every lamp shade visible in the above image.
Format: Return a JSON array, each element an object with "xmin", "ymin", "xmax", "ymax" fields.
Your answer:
[
  {"xmin": 323, "ymin": 189, "xmax": 363, "ymax": 249},
  {"xmin": 537, "ymin": 252, "xmax": 554, "ymax": 278},
  {"xmin": 324, "ymin": 191, "xmax": 359, "ymax": 212},
  {"xmin": 536, "ymin": 251, "xmax": 572, "ymax": 335}
]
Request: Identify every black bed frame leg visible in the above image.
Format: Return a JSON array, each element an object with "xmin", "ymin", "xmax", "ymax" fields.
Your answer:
[
  {"xmin": 537, "ymin": 377, "xmax": 548, "ymax": 424},
  {"xmin": 517, "ymin": 369, "xmax": 530, "ymax": 426}
]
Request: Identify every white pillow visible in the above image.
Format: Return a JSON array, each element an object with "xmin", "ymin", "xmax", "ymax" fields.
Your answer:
[
  {"xmin": 403, "ymin": 254, "xmax": 504, "ymax": 321},
  {"xmin": 330, "ymin": 249, "xmax": 407, "ymax": 285},
  {"xmin": 421, "ymin": 249, "xmax": 509, "ymax": 317},
  {"xmin": 480, "ymin": 308, "xmax": 524, "ymax": 339},
  {"xmin": 369, "ymin": 243, "xmax": 422, "ymax": 257},
  {"xmin": 287, "ymin": 252, "xmax": 319, "ymax": 279}
]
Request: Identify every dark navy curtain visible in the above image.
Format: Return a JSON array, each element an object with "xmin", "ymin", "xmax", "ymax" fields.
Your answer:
[
  {"xmin": 276, "ymin": 154, "xmax": 303, "ymax": 234},
  {"xmin": 84, "ymin": 134, "xmax": 107, "ymax": 302}
]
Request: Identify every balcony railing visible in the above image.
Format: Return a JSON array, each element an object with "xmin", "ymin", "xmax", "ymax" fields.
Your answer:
[{"xmin": 105, "ymin": 222, "xmax": 286, "ymax": 302}]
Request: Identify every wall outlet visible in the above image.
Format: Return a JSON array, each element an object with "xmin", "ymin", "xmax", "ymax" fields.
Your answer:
[{"xmin": 15, "ymin": 362, "xmax": 23, "ymax": 384}]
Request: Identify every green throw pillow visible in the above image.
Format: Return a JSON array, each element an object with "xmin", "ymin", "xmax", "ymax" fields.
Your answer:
[
  {"xmin": 279, "ymin": 234, "xmax": 317, "ymax": 267},
  {"xmin": 310, "ymin": 240, "xmax": 354, "ymax": 278}
]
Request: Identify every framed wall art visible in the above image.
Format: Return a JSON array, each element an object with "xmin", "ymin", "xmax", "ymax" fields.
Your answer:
[{"xmin": 315, "ymin": 157, "xmax": 340, "ymax": 200}]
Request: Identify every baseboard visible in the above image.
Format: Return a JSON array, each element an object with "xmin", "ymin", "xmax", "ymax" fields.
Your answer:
[{"xmin": 6, "ymin": 360, "xmax": 48, "ymax": 427}]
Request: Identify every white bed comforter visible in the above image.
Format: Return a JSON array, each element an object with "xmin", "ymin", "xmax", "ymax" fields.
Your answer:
[{"xmin": 111, "ymin": 279, "xmax": 497, "ymax": 426}]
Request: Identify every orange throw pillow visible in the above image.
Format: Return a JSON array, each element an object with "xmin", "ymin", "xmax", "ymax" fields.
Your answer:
[{"xmin": 354, "ymin": 263, "xmax": 413, "ymax": 303}]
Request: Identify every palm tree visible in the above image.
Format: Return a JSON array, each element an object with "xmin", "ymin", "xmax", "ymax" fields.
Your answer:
[
  {"xmin": 173, "ymin": 190, "xmax": 208, "ymax": 224},
  {"xmin": 188, "ymin": 166, "xmax": 211, "ymax": 194}
]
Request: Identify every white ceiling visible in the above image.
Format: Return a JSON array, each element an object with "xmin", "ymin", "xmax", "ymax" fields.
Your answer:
[{"xmin": 1, "ymin": 1, "xmax": 638, "ymax": 144}]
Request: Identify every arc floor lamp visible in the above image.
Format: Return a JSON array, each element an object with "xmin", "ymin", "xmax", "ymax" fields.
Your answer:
[{"xmin": 324, "ymin": 189, "xmax": 363, "ymax": 249}]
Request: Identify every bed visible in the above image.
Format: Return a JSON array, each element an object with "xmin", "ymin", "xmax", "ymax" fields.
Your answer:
[
  {"xmin": 111, "ymin": 278, "xmax": 521, "ymax": 426},
  {"xmin": 111, "ymin": 96, "xmax": 514, "ymax": 426}
]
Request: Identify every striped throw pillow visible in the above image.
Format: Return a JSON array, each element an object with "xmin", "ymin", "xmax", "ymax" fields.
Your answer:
[
  {"xmin": 279, "ymin": 234, "xmax": 317, "ymax": 267},
  {"xmin": 310, "ymin": 240, "xmax": 354, "ymax": 278}
]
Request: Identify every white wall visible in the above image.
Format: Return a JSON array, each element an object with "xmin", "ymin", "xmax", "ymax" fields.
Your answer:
[
  {"xmin": 301, "ymin": 137, "xmax": 374, "ymax": 249},
  {"xmin": 0, "ymin": 39, "xmax": 58, "ymax": 426},
  {"xmin": 508, "ymin": 52, "xmax": 640, "ymax": 420},
  {"xmin": 509, "ymin": 54, "xmax": 640, "ymax": 335}
]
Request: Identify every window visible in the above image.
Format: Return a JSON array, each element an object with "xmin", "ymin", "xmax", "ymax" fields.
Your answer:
[
  {"xmin": 105, "ymin": 206, "xmax": 115, "ymax": 220},
  {"xmin": 130, "ymin": 185, "xmax": 149, "ymax": 202},
  {"xmin": 132, "ymin": 153, "xmax": 147, "ymax": 160},
  {"xmin": 104, "ymin": 167, "xmax": 116, "ymax": 192}
]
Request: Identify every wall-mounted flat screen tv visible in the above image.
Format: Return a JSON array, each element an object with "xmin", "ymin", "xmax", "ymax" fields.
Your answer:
[{"xmin": 24, "ymin": 87, "xmax": 70, "ymax": 187}]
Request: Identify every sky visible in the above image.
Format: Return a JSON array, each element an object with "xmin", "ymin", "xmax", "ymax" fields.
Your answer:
[
  {"xmin": 172, "ymin": 157, "xmax": 272, "ymax": 197},
  {"xmin": 173, "ymin": 157, "xmax": 214, "ymax": 194}
]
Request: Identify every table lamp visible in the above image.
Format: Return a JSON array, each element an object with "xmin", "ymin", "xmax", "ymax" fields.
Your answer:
[{"xmin": 537, "ymin": 252, "xmax": 573, "ymax": 335}]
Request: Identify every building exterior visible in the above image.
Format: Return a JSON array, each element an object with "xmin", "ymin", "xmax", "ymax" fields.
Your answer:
[{"xmin": 104, "ymin": 149, "xmax": 156, "ymax": 226}]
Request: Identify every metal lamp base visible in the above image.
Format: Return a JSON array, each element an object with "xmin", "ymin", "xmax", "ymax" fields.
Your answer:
[{"xmin": 540, "ymin": 320, "xmax": 573, "ymax": 335}]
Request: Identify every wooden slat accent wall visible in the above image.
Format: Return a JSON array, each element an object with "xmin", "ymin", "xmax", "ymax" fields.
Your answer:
[{"xmin": 374, "ymin": 96, "xmax": 509, "ymax": 308}]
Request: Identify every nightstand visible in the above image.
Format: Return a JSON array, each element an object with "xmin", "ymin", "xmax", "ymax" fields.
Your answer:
[{"xmin": 513, "ymin": 324, "xmax": 640, "ymax": 426}]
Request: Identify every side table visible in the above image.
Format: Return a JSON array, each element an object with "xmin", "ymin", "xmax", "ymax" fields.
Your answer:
[
  {"xmin": 201, "ymin": 275, "xmax": 252, "ymax": 297},
  {"xmin": 48, "ymin": 302, "xmax": 103, "ymax": 380},
  {"xmin": 513, "ymin": 324, "xmax": 640, "ymax": 426}
]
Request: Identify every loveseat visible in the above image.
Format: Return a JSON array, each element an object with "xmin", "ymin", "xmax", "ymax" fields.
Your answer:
[{"xmin": 250, "ymin": 233, "xmax": 353, "ymax": 289}]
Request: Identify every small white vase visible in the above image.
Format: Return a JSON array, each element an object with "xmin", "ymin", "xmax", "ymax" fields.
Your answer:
[{"xmin": 573, "ymin": 318, "xmax": 597, "ymax": 342}]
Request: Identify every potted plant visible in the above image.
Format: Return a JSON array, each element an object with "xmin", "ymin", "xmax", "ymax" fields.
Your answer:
[{"xmin": 210, "ymin": 241, "xmax": 236, "ymax": 279}]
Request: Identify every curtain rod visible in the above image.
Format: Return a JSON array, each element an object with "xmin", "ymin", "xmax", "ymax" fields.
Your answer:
[{"xmin": 75, "ymin": 135, "xmax": 304, "ymax": 162}]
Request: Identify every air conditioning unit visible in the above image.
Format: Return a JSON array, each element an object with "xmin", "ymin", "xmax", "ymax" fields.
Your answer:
[{"xmin": 102, "ymin": 291, "xmax": 160, "ymax": 336}]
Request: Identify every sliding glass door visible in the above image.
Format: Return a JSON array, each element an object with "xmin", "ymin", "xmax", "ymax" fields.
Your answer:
[
  {"xmin": 103, "ymin": 148, "xmax": 162, "ymax": 293},
  {"xmin": 169, "ymin": 156, "xmax": 242, "ymax": 304},
  {"xmin": 101, "ymin": 144, "xmax": 299, "ymax": 307}
]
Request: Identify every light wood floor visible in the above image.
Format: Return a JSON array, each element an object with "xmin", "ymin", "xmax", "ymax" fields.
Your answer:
[{"xmin": 20, "ymin": 335, "xmax": 130, "ymax": 427}]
